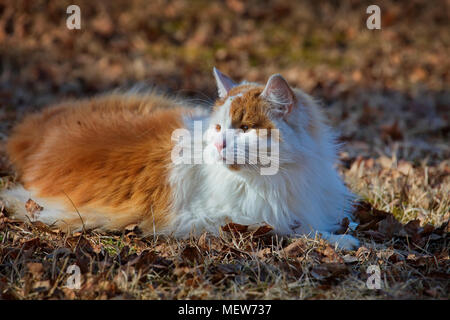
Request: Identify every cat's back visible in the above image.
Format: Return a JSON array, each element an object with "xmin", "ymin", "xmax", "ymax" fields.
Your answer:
[
  {"xmin": 9, "ymin": 92, "xmax": 184, "ymax": 140},
  {"xmin": 6, "ymin": 92, "xmax": 192, "ymax": 198}
]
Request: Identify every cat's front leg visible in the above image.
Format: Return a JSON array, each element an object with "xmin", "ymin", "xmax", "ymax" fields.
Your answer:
[
  {"xmin": 318, "ymin": 231, "xmax": 360, "ymax": 250},
  {"xmin": 290, "ymin": 224, "xmax": 360, "ymax": 250}
]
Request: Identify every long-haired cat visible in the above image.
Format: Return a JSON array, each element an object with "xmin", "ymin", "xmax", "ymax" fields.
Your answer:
[{"xmin": 0, "ymin": 68, "xmax": 359, "ymax": 249}]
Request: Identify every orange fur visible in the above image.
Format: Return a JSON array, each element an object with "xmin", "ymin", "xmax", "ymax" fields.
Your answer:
[
  {"xmin": 214, "ymin": 85, "xmax": 276, "ymax": 133},
  {"xmin": 7, "ymin": 93, "xmax": 187, "ymax": 233},
  {"xmin": 229, "ymin": 88, "xmax": 276, "ymax": 133},
  {"xmin": 216, "ymin": 83, "xmax": 320, "ymax": 140}
]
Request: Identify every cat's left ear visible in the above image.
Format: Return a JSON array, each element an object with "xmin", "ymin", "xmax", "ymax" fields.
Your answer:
[
  {"xmin": 213, "ymin": 67, "xmax": 236, "ymax": 98},
  {"xmin": 260, "ymin": 74, "xmax": 296, "ymax": 117}
]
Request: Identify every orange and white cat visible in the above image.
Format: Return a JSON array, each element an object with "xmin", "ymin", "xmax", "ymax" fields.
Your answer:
[{"xmin": 1, "ymin": 68, "xmax": 359, "ymax": 249}]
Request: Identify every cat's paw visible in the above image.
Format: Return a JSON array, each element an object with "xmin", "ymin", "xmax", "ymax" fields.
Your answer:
[
  {"xmin": 318, "ymin": 231, "xmax": 360, "ymax": 250},
  {"xmin": 335, "ymin": 234, "xmax": 360, "ymax": 250}
]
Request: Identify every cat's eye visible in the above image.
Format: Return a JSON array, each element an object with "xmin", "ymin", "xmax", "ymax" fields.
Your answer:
[
  {"xmin": 241, "ymin": 125, "xmax": 249, "ymax": 132},
  {"xmin": 215, "ymin": 124, "xmax": 221, "ymax": 132}
]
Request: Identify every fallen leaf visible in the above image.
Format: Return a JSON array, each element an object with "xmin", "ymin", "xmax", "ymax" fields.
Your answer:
[
  {"xmin": 381, "ymin": 121, "xmax": 403, "ymax": 141},
  {"xmin": 335, "ymin": 217, "xmax": 350, "ymax": 234},
  {"xmin": 378, "ymin": 156, "xmax": 393, "ymax": 169},
  {"xmin": 319, "ymin": 245, "xmax": 344, "ymax": 263},
  {"xmin": 282, "ymin": 239, "xmax": 308, "ymax": 257},
  {"xmin": 21, "ymin": 237, "xmax": 40, "ymax": 250},
  {"xmin": 311, "ymin": 263, "xmax": 348, "ymax": 280},
  {"xmin": 128, "ymin": 250, "xmax": 158, "ymax": 270},
  {"xmin": 397, "ymin": 160, "xmax": 413, "ymax": 175},
  {"xmin": 377, "ymin": 214, "xmax": 406, "ymax": 238},
  {"xmin": 252, "ymin": 225, "xmax": 273, "ymax": 237},
  {"xmin": 181, "ymin": 245, "xmax": 202, "ymax": 263},
  {"xmin": 221, "ymin": 222, "xmax": 248, "ymax": 234},
  {"xmin": 27, "ymin": 262, "xmax": 44, "ymax": 278},
  {"xmin": 197, "ymin": 232, "xmax": 209, "ymax": 251},
  {"xmin": 25, "ymin": 199, "xmax": 43, "ymax": 219}
]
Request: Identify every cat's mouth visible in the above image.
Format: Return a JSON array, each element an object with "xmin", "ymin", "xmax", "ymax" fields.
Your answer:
[
  {"xmin": 219, "ymin": 148, "xmax": 279, "ymax": 175},
  {"xmin": 220, "ymin": 151, "xmax": 262, "ymax": 168}
]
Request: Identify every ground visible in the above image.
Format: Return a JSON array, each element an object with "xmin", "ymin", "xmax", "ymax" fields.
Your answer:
[{"xmin": 0, "ymin": 0, "xmax": 448, "ymax": 299}]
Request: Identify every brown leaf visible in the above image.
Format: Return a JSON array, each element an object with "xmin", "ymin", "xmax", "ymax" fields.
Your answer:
[
  {"xmin": 354, "ymin": 201, "xmax": 390, "ymax": 226},
  {"xmin": 27, "ymin": 262, "xmax": 44, "ymax": 278},
  {"xmin": 92, "ymin": 15, "xmax": 114, "ymax": 37},
  {"xmin": 378, "ymin": 156, "xmax": 393, "ymax": 169},
  {"xmin": 226, "ymin": 0, "xmax": 245, "ymax": 14},
  {"xmin": 357, "ymin": 220, "xmax": 379, "ymax": 232},
  {"xmin": 173, "ymin": 266, "xmax": 191, "ymax": 277},
  {"xmin": 381, "ymin": 121, "xmax": 403, "ymax": 141},
  {"xmin": 311, "ymin": 263, "xmax": 348, "ymax": 280},
  {"xmin": 256, "ymin": 247, "xmax": 271, "ymax": 260},
  {"xmin": 376, "ymin": 249, "xmax": 395, "ymax": 261},
  {"xmin": 377, "ymin": 214, "xmax": 406, "ymax": 238},
  {"xmin": 432, "ymin": 221, "xmax": 449, "ymax": 236},
  {"xmin": 282, "ymin": 239, "xmax": 308, "ymax": 257},
  {"xmin": 197, "ymin": 233, "xmax": 223, "ymax": 252},
  {"xmin": 356, "ymin": 246, "xmax": 372, "ymax": 262},
  {"xmin": 31, "ymin": 221, "xmax": 53, "ymax": 233},
  {"xmin": 319, "ymin": 245, "xmax": 344, "ymax": 263},
  {"xmin": 128, "ymin": 250, "xmax": 157, "ymax": 270},
  {"xmin": 335, "ymin": 217, "xmax": 350, "ymax": 234},
  {"xmin": 181, "ymin": 245, "xmax": 202, "ymax": 263},
  {"xmin": 25, "ymin": 199, "xmax": 43, "ymax": 219},
  {"xmin": 119, "ymin": 245, "xmax": 131, "ymax": 263},
  {"xmin": 420, "ymin": 223, "xmax": 436, "ymax": 237},
  {"xmin": 363, "ymin": 230, "xmax": 388, "ymax": 241},
  {"xmin": 217, "ymin": 263, "xmax": 240, "ymax": 275},
  {"xmin": 62, "ymin": 287, "xmax": 77, "ymax": 299},
  {"xmin": 252, "ymin": 225, "xmax": 273, "ymax": 237},
  {"xmin": 209, "ymin": 263, "xmax": 241, "ymax": 284},
  {"xmin": 197, "ymin": 232, "xmax": 209, "ymax": 251},
  {"xmin": 404, "ymin": 219, "xmax": 421, "ymax": 236},
  {"xmin": 397, "ymin": 160, "xmax": 413, "ymax": 176},
  {"xmin": 21, "ymin": 237, "xmax": 40, "ymax": 250},
  {"xmin": 221, "ymin": 222, "xmax": 248, "ymax": 234}
]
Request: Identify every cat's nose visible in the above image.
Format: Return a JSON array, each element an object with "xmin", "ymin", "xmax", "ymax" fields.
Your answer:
[{"xmin": 214, "ymin": 139, "xmax": 226, "ymax": 152}]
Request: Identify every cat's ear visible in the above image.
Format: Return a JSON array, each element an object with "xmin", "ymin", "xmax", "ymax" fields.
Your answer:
[
  {"xmin": 213, "ymin": 67, "xmax": 236, "ymax": 98},
  {"xmin": 260, "ymin": 74, "xmax": 295, "ymax": 117}
]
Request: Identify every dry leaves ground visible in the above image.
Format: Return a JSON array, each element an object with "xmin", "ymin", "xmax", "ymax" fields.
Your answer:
[{"xmin": 0, "ymin": 0, "xmax": 449, "ymax": 299}]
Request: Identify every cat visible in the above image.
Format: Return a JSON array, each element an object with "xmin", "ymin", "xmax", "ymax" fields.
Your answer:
[{"xmin": 0, "ymin": 68, "xmax": 359, "ymax": 250}]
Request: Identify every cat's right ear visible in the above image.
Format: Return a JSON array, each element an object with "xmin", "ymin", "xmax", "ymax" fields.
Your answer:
[{"xmin": 213, "ymin": 67, "xmax": 236, "ymax": 98}]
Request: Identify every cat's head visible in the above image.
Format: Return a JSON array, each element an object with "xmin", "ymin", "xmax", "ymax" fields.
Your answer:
[{"xmin": 204, "ymin": 67, "xmax": 325, "ymax": 176}]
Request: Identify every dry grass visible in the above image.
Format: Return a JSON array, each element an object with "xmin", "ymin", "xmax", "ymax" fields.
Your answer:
[
  {"xmin": 344, "ymin": 157, "xmax": 449, "ymax": 226},
  {"xmin": 0, "ymin": 0, "xmax": 449, "ymax": 299},
  {"xmin": 0, "ymin": 210, "xmax": 448, "ymax": 299}
]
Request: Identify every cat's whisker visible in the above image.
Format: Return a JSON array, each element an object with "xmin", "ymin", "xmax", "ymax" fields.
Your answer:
[{"xmin": 176, "ymin": 89, "xmax": 215, "ymax": 106}]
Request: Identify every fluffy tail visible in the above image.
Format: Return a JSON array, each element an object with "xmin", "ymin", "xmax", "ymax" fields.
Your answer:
[
  {"xmin": 0, "ymin": 185, "xmax": 86, "ymax": 232},
  {"xmin": 1, "ymin": 185, "xmax": 33, "ymax": 221},
  {"xmin": 0, "ymin": 185, "xmax": 161, "ymax": 234}
]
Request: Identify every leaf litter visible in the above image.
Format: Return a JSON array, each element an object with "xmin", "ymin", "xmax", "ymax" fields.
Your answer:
[{"xmin": 0, "ymin": 0, "xmax": 448, "ymax": 299}]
